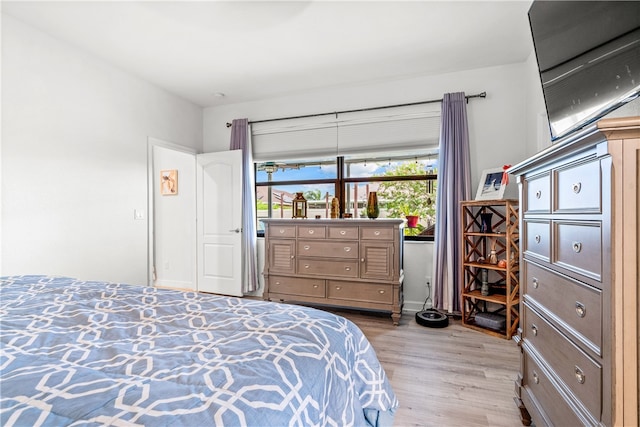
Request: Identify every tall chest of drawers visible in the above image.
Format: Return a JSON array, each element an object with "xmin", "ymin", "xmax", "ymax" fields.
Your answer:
[
  {"xmin": 261, "ymin": 218, "xmax": 404, "ymax": 325},
  {"xmin": 509, "ymin": 117, "xmax": 639, "ymax": 426}
]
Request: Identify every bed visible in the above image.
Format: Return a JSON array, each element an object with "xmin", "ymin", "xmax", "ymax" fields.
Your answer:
[{"xmin": 0, "ymin": 275, "xmax": 398, "ymax": 426}]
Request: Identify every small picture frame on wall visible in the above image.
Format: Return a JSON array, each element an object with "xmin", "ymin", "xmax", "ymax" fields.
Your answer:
[
  {"xmin": 475, "ymin": 168, "xmax": 506, "ymax": 201},
  {"xmin": 160, "ymin": 169, "xmax": 178, "ymax": 195}
]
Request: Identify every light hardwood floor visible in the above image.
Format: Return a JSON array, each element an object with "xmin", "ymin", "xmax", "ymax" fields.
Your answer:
[{"xmin": 334, "ymin": 309, "xmax": 524, "ymax": 427}]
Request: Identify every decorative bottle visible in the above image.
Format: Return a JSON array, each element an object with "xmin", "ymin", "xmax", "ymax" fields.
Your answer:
[{"xmin": 367, "ymin": 192, "xmax": 379, "ymax": 219}]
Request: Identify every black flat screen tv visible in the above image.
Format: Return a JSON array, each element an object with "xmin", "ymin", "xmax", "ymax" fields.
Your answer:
[{"xmin": 528, "ymin": 1, "xmax": 640, "ymax": 141}]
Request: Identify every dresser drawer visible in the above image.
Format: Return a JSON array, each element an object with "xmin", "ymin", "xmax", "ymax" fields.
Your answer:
[
  {"xmin": 522, "ymin": 349, "xmax": 583, "ymax": 427},
  {"xmin": 553, "ymin": 221, "xmax": 602, "ymax": 281},
  {"xmin": 297, "ymin": 240, "xmax": 358, "ymax": 259},
  {"xmin": 267, "ymin": 225, "xmax": 296, "ymax": 238},
  {"xmin": 327, "ymin": 280, "xmax": 393, "ymax": 304},
  {"xmin": 524, "ymin": 220, "xmax": 550, "ymax": 262},
  {"xmin": 297, "ymin": 258, "xmax": 358, "ymax": 278},
  {"xmin": 554, "ymin": 159, "xmax": 601, "ymax": 213},
  {"xmin": 525, "ymin": 172, "xmax": 551, "ymax": 213},
  {"xmin": 297, "ymin": 226, "xmax": 326, "ymax": 239},
  {"xmin": 524, "ymin": 305, "xmax": 602, "ymax": 417},
  {"xmin": 360, "ymin": 226, "xmax": 394, "ymax": 240},
  {"xmin": 269, "ymin": 276, "xmax": 325, "ymax": 298},
  {"xmin": 328, "ymin": 226, "xmax": 359, "ymax": 240},
  {"xmin": 524, "ymin": 262, "xmax": 602, "ymax": 353}
]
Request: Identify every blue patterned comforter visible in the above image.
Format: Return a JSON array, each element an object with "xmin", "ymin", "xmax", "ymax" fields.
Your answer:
[{"xmin": 0, "ymin": 275, "xmax": 397, "ymax": 426}]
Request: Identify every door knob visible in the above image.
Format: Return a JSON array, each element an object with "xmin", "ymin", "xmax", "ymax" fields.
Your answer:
[{"xmin": 229, "ymin": 228, "xmax": 241, "ymax": 233}]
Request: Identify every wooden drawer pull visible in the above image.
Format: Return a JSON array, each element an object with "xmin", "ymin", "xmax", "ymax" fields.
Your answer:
[
  {"xmin": 575, "ymin": 302, "xmax": 586, "ymax": 318},
  {"xmin": 531, "ymin": 324, "xmax": 538, "ymax": 336},
  {"xmin": 532, "ymin": 277, "xmax": 539, "ymax": 289},
  {"xmin": 533, "ymin": 371, "xmax": 540, "ymax": 384},
  {"xmin": 535, "ymin": 190, "xmax": 542, "ymax": 199},
  {"xmin": 572, "ymin": 242, "xmax": 582, "ymax": 253},
  {"xmin": 535, "ymin": 235, "xmax": 541, "ymax": 244},
  {"xmin": 575, "ymin": 366, "xmax": 585, "ymax": 384},
  {"xmin": 344, "ymin": 247, "xmax": 351, "ymax": 252},
  {"xmin": 340, "ymin": 230, "xmax": 346, "ymax": 235},
  {"xmin": 572, "ymin": 182, "xmax": 582, "ymax": 194}
]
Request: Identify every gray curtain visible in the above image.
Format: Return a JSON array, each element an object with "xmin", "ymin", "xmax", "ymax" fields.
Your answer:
[
  {"xmin": 433, "ymin": 92, "xmax": 472, "ymax": 313},
  {"xmin": 229, "ymin": 119, "xmax": 259, "ymax": 293}
]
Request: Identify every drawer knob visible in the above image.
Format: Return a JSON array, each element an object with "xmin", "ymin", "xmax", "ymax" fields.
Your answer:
[
  {"xmin": 361, "ymin": 258, "xmax": 365, "ymax": 262},
  {"xmin": 340, "ymin": 230, "xmax": 346, "ymax": 235},
  {"xmin": 575, "ymin": 366, "xmax": 586, "ymax": 384},
  {"xmin": 575, "ymin": 302, "xmax": 586, "ymax": 318},
  {"xmin": 572, "ymin": 242, "xmax": 582, "ymax": 253},
  {"xmin": 535, "ymin": 235, "xmax": 541, "ymax": 244},
  {"xmin": 290, "ymin": 255, "xmax": 295, "ymax": 259},
  {"xmin": 304, "ymin": 245, "xmax": 310, "ymax": 250},
  {"xmin": 532, "ymin": 277, "xmax": 539, "ymax": 289},
  {"xmin": 344, "ymin": 247, "xmax": 351, "ymax": 252},
  {"xmin": 374, "ymin": 230, "xmax": 380, "ymax": 236},
  {"xmin": 533, "ymin": 371, "xmax": 540, "ymax": 384},
  {"xmin": 531, "ymin": 324, "xmax": 538, "ymax": 336},
  {"xmin": 308, "ymin": 229, "xmax": 314, "ymax": 234},
  {"xmin": 535, "ymin": 190, "xmax": 542, "ymax": 199},
  {"xmin": 572, "ymin": 182, "xmax": 582, "ymax": 194},
  {"xmin": 379, "ymin": 290, "xmax": 385, "ymax": 294}
]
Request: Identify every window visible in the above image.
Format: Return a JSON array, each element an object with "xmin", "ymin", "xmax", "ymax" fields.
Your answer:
[{"xmin": 255, "ymin": 150, "xmax": 437, "ymax": 240}]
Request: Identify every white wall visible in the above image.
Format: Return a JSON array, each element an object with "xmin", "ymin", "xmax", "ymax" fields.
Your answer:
[
  {"xmin": 1, "ymin": 15, "xmax": 203, "ymax": 285},
  {"xmin": 203, "ymin": 62, "xmax": 538, "ymax": 311}
]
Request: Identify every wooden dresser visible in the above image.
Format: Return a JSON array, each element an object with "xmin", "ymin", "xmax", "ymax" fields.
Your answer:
[
  {"xmin": 509, "ymin": 117, "xmax": 639, "ymax": 426},
  {"xmin": 261, "ymin": 218, "xmax": 404, "ymax": 324}
]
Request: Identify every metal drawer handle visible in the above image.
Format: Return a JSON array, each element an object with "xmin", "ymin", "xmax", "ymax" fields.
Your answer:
[
  {"xmin": 572, "ymin": 242, "xmax": 582, "ymax": 253},
  {"xmin": 374, "ymin": 230, "xmax": 380, "ymax": 236},
  {"xmin": 575, "ymin": 366, "xmax": 585, "ymax": 384},
  {"xmin": 535, "ymin": 235, "xmax": 541, "ymax": 244},
  {"xmin": 304, "ymin": 245, "xmax": 310, "ymax": 250},
  {"xmin": 335, "ymin": 286, "xmax": 342, "ymax": 291},
  {"xmin": 532, "ymin": 277, "xmax": 539, "ymax": 289},
  {"xmin": 379, "ymin": 290, "xmax": 385, "ymax": 294},
  {"xmin": 340, "ymin": 230, "xmax": 346, "ymax": 235},
  {"xmin": 304, "ymin": 264, "xmax": 310, "ymax": 269},
  {"xmin": 345, "ymin": 267, "xmax": 351, "ymax": 271},
  {"xmin": 344, "ymin": 247, "xmax": 351, "ymax": 252},
  {"xmin": 533, "ymin": 371, "xmax": 540, "ymax": 384},
  {"xmin": 531, "ymin": 324, "xmax": 538, "ymax": 337},
  {"xmin": 279, "ymin": 229, "xmax": 285, "ymax": 234},
  {"xmin": 313, "ymin": 284, "xmax": 318, "ymax": 289},
  {"xmin": 535, "ymin": 190, "xmax": 542, "ymax": 199},
  {"xmin": 308, "ymin": 229, "xmax": 314, "ymax": 234},
  {"xmin": 275, "ymin": 281, "xmax": 281, "ymax": 285},
  {"xmin": 572, "ymin": 182, "xmax": 582, "ymax": 194},
  {"xmin": 575, "ymin": 302, "xmax": 586, "ymax": 318}
]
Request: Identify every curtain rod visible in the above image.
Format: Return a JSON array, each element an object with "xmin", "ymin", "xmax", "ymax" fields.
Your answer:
[{"xmin": 225, "ymin": 91, "xmax": 486, "ymax": 127}]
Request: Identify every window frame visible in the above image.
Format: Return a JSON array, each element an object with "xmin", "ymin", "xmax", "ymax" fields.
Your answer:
[{"xmin": 255, "ymin": 156, "xmax": 436, "ymax": 241}]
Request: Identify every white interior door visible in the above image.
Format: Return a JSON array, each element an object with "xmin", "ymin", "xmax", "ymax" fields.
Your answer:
[{"xmin": 196, "ymin": 150, "xmax": 243, "ymax": 296}]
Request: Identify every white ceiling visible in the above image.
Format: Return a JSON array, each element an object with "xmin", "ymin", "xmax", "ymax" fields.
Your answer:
[{"xmin": 2, "ymin": 1, "xmax": 534, "ymax": 108}]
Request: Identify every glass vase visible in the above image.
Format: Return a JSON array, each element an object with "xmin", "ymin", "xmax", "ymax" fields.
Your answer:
[{"xmin": 367, "ymin": 192, "xmax": 379, "ymax": 219}]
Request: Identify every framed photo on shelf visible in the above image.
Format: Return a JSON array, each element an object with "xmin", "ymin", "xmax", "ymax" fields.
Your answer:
[{"xmin": 475, "ymin": 168, "xmax": 506, "ymax": 201}]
